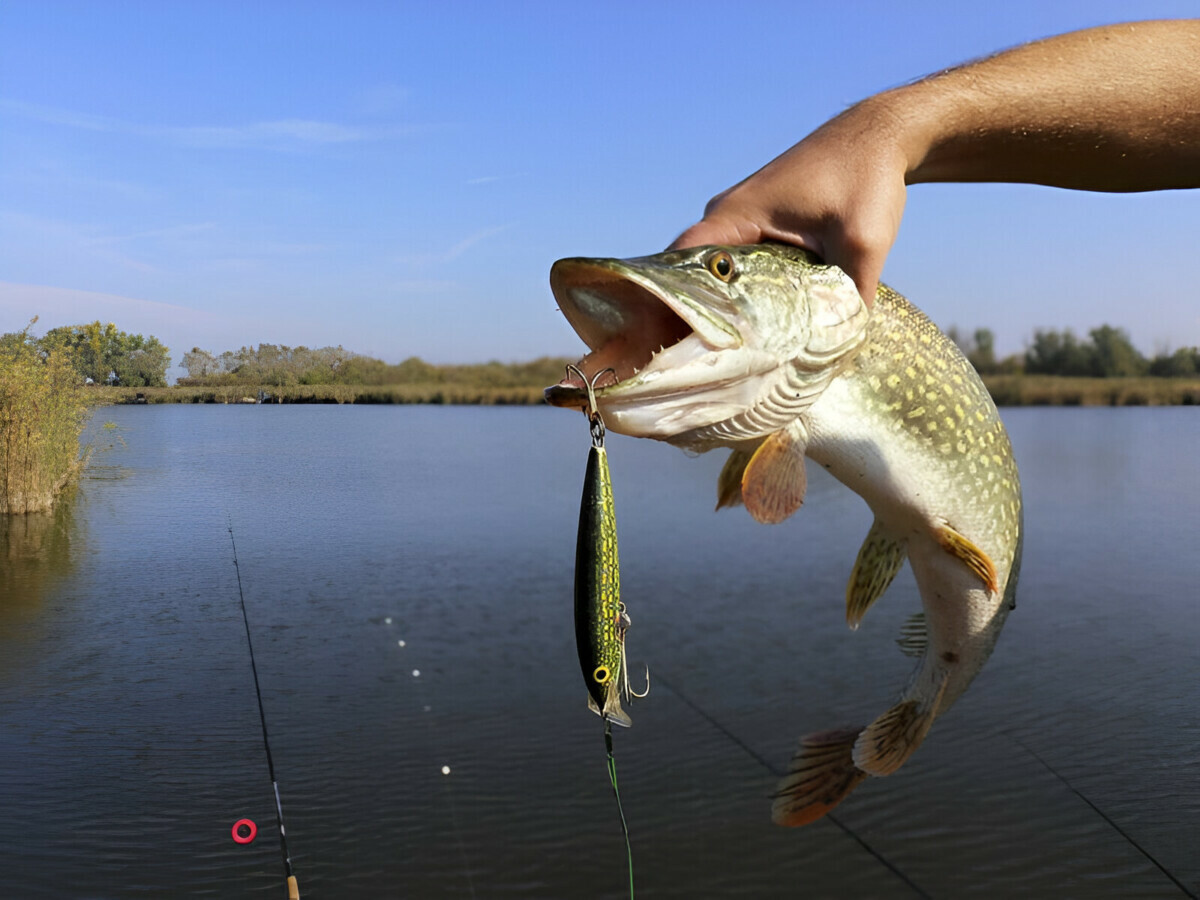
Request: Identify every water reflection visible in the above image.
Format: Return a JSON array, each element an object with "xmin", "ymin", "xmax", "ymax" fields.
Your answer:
[{"xmin": 0, "ymin": 491, "xmax": 81, "ymax": 625}]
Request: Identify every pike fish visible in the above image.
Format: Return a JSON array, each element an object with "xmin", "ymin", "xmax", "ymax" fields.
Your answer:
[{"xmin": 545, "ymin": 242, "xmax": 1022, "ymax": 825}]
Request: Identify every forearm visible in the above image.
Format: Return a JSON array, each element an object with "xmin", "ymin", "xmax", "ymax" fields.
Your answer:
[{"xmin": 878, "ymin": 20, "xmax": 1200, "ymax": 191}]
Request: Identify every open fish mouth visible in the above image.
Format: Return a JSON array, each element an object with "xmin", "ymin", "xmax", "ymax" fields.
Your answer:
[{"xmin": 544, "ymin": 258, "xmax": 712, "ymax": 407}]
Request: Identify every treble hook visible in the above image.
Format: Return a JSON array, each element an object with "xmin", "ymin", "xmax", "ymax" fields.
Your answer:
[
  {"xmin": 565, "ymin": 364, "xmax": 616, "ymax": 448},
  {"xmin": 617, "ymin": 602, "xmax": 650, "ymax": 700}
]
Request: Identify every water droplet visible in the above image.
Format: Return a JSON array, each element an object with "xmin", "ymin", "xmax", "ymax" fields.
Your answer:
[
  {"xmin": 412, "ymin": 669, "xmax": 420, "ymax": 677},
  {"xmin": 398, "ymin": 640, "xmax": 406, "ymax": 647}
]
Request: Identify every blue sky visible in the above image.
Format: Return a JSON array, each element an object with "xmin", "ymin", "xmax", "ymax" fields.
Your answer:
[{"xmin": 2, "ymin": 2, "xmax": 1197, "ymax": 376}]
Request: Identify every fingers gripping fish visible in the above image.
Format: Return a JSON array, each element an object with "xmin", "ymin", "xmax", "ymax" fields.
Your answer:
[
  {"xmin": 570, "ymin": 365, "xmax": 648, "ymax": 728},
  {"xmin": 547, "ymin": 243, "xmax": 1022, "ymax": 824}
]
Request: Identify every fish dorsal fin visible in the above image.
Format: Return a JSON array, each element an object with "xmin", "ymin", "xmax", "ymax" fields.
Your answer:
[
  {"xmin": 741, "ymin": 423, "xmax": 808, "ymax": 525},
  {"xmin": 936, "ymin": 523, "xmax": 999, "ymax": 594},
  {"xmin": 895, "ymin": 612, "xmax": 927, "ymax": 658},
  {"xmin": 772, "ymin": 727, "xmax": 869, "ymax": 827},
  {"xmin": 715, "ymin": 447, "xmax": 753, "ymax": 511},
  {"xmin": 846, "ymin": 519, "xmax": 907, "ymax": 629},
  {"xmin": 852, "ymin": 674, "xmax": 948, "ymax": 776}
]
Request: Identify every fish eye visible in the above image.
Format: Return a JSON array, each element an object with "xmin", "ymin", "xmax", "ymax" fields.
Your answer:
[
  {"xmin": 707, "ymin": 250, "xmax": 735, "ymax": 282},
  {"xmin": 593, "ymin": 665, "xmax": 611, "ymax": 684}
]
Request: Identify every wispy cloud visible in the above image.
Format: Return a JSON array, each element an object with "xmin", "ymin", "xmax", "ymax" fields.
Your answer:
[
  {"xmin": 0, "ymin": 98, "xmax": 434, "ymax": 151},
  {"xmin": 465, "ymin": 173, "xmax": 527, "ymax": 186},
  {"xmin": 396, "ymin": 224, "xmax": 515, "ymax": 267}
]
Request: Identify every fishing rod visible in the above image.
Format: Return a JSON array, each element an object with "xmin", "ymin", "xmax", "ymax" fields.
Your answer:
[
  {"xmin": 652, "ymin": 671, "xmax": 930, "ymax": 900},
  {"xmin": 228, "ymin": 519, "xmax": 300, "ymax": 900},
  {"xmin": 1007, "ymin": 731, "xmax": 1196, "ymax": 899}
]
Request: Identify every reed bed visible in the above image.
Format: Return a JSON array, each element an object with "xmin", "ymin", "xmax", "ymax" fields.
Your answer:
[
  {"xmin": 0, "ymin": 346, "xmax": 90, "ymax": 513},
  {"xmin": 91, "ymin": 383, "xmax": 549, "ymax": 405},
  {"xmin": 982, "ymin": 375, "xmax": 1200, "ymax": 407}
]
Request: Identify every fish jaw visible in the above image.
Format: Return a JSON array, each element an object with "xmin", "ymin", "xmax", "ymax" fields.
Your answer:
[{"xmin": 546, "ymin": 244, "xmax": 869, "ymax": 447}]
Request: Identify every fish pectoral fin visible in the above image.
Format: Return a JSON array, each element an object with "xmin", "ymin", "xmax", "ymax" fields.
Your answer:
[
  {"xmin": 846, "ymin": 519, "xmax": 907, "ymax": 629},
  {"xmin": 741, "ymin": 426, "xmax": 807, "ymax": 525},
  {"xmin": 895, "ymin": 612, "xmax": 927, "ymax": 658},
  {"xmin": 936, "ymin": 523, "xmax": 999, "ymax": 594},
  {"xmin": 852, "ymin": 675, "xmax": 948, "ymax": 776},
  {"xmin": 715, "ymin": 448, "xmax": 752, "ymax": 511},
  {"xmin": 772, "ymin": 727, "xmax": 869, "ymax": 827}
]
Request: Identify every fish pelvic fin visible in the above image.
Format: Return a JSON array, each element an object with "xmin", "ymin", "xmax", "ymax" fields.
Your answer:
[
  {"xmin": 852, "ymin": 674, "xmax": 948, "ymax": 776},
  {"xmin": 936, "ymin": 523, "xmax": 999, "ymax": 594},
  {"xmin": 741, "ymin": 424, "xmax": 808, "ymax": 525},
  {"xmin": 588, "ymin": 685, "xmax": 632, "ymax": 728},
  {"xmin": 715, "ymin": 448, "xmax": 752, "ymax": 511},
  {"xmin": 846, "ymin": 519, "xmax": 907, "ymax": 629},
  {"xmin": 772, "ymin": 727, "xmax": 869, "ymax": 827}
]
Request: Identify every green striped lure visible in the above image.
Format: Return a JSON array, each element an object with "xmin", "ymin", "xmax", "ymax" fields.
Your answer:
[
  {"xmin": 570, "ymin": 364, "xmax": 644, "ymax": 900},
  {"xmin": 570, "ymin": 365, "xmax": 648, "ymax": 728}
]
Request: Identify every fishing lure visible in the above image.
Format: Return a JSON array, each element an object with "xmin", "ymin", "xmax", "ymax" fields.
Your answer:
[{"xmin": 570, "ymin": 365, "xmax": 647, "ymax": 727}]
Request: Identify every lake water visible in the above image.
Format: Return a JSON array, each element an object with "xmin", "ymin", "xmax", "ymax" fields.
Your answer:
[{"xmin": 0, "ymin": 405, "xmax": 1196, "ymax": 899}]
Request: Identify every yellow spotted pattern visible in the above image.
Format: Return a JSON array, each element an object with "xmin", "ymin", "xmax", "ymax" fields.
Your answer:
[{"xmin": 849, "ymin": 287, "xmax": 1023, "ymax": 550}]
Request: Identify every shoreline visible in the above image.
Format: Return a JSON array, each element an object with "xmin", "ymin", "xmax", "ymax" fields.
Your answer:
[{"xmin": 88, "ymin": 375, "xmax": 1200, "ymax": 408}]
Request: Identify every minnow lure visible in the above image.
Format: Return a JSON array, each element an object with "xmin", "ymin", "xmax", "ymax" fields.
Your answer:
[{"xmin": 570, "ymin": 365, "xmax": 647, "ymax": 727}]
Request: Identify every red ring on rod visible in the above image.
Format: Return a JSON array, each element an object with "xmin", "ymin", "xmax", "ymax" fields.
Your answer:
[{"xmin": 232, "ymin": 819, "xmax": 257, "ymax": 844}]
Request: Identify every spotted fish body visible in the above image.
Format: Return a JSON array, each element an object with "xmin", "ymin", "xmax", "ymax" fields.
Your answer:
[
  {"xmin": 546, "ymin": 242, "xmax": 1023, "ymax": 824},
  {"xmin": 575, "ymin": 439, "xmax": 632, "ymax": 727}
]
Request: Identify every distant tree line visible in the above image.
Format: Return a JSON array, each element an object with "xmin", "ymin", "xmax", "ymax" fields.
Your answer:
[
  {"xmin": 35, "ymin": 321, "xmax": 170, "ymax": 387},
  {"xmin": 179, "ymin": 344, "xmax": 572, "ymax": 389},
  {"xmin": 947, "ymin": 325, "xmax": 1200, "ymax": 378}
]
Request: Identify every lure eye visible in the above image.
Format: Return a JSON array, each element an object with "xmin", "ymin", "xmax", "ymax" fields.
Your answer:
[
  {"xmin": 593, "ymin": 665, "xmax": 611, "ymax": 684},
  {"xmin": 707, "ymin": 250, "xmax": 735, "ymax": 282}
]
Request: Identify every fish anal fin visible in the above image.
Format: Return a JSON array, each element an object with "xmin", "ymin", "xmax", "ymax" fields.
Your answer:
[
  {"xmin": 852, "ymin": 676, "xmax": 948, "ymax": 776},
  {"xmin": 716, "ymin": 448, "xmax": 752, "ymax": 511},
  {"xmin": 895, "ymin": 612, "xmax": 927, "ymax": 658},
  {"xmin": 846, "ymin": 520, "xmax": 907, "ymax": 629},
  {"xmin": 772, "ymin": 727, "xmax": 868, "ymax": 827},
  {"xmin": 936, "ymin": 523, "xmax": 998, "ymax": 594},
  {"xmin": 742, "ymin": 429, "xmax": 807, "ymax": 525}
]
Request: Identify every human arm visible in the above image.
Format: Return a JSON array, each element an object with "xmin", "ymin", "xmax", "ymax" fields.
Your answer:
[{"xmin": 670, "ymin": 20, "xmax": 1200, "ymax": 304}]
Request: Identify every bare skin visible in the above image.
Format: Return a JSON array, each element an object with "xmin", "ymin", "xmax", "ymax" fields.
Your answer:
[{"xmin": 670, "ymin": 20, "xmax": 1200, "ymax": 306}]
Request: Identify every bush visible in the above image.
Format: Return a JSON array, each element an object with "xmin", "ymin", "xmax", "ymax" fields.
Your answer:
[{"xmin": 0, "ymin": 325, "xmax": 90, "ymax": 513}]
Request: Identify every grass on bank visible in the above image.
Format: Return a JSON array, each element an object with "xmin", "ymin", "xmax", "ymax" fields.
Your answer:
[
  {"xmin": 983, "ymin": 375, "xmax": 1200, "ymax": 406},
  {"xmin": 0, "ymin": 336, "xmax": 90, "ymax": 513},
  {"xmin": 89, "ymin": 375, "xmax": 1200, "ymax": 407},
  {"xmin": 90, "ymin": 383, "xmax": 550, "ymax": 405}
]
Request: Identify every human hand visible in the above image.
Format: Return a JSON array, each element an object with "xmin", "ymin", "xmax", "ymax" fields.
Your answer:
[{"xmin": 669, "ymin": 102, "xmax": 912, "ymax": 308}]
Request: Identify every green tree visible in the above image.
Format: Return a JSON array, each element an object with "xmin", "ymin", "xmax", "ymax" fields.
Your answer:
[
  {"xmin": 1087, "ymin": 325, "xmax": 1146, "ymax": 377},
  {"xmin": 38, "ymin": 322, "xmax": 169, "ymax": 386},
  {"xmin": 1149, "ymin": 346, "xmax": 1200, "ymax": 376},
  {"xmin": 181, "ymin": 347, "xmax": 218, "ymax": 379}
]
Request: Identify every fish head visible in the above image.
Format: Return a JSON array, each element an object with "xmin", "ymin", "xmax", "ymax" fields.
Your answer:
[{"xmin": 546, "ymin": 242, "xmax": 870, "ymax": 449}]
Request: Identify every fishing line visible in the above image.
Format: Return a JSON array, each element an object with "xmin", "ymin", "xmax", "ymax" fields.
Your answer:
[
  {"xmin": 604, "ymin": 720, "xmax": 636, "ymax": 899},
  {"xmin": 653, "ymin": 671, "xmax": 931, "ymax": 900},
  {"xmin": 227, "ymin": 518, "xmax": 300, "ymax": 900},
  {"xmin": 1007, "ymin": 731, "xmax": 1196, "ymax": 899}
]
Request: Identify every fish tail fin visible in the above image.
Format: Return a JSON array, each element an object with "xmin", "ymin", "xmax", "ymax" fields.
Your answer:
[{"xmin": 771, "ymin": 727, "xmax": 869, "ymax": 827}]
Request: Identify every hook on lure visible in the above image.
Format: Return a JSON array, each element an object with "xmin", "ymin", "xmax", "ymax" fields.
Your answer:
[{"xmin": 565, "ymin": 364, "xmax": 615, "ymax": 448}]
